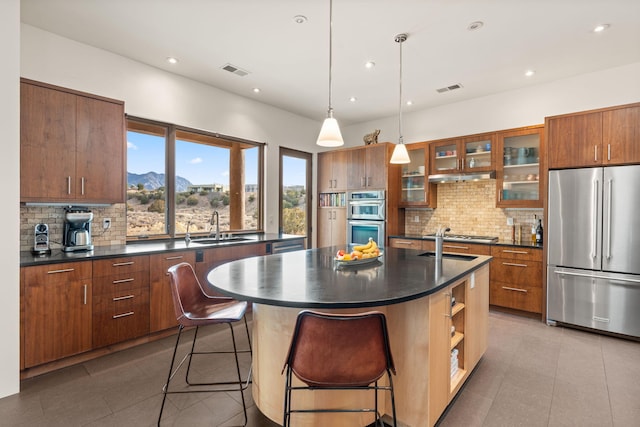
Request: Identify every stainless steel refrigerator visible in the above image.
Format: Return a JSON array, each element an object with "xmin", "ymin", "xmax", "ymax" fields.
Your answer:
[{"xmin": 547, "ymin": 165, "xmax": 640, "ymax": 338}]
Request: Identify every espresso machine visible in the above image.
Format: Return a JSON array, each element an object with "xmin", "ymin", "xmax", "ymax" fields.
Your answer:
[{"xmin": 63, "ymin": 206, "xmax": 94, "ymax": 252}]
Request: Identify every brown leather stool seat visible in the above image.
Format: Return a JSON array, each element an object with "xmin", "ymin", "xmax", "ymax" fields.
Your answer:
[
  {"xmin": 158, "ymin": 262, "xmax": 251, "ymax": 426},
  {"xmin": 282, "ymin": 310, "xmax": 397, "ymax": 426}
]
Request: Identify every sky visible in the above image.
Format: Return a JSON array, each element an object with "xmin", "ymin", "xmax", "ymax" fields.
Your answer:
[{"xmin": 128, "ymin": 131, "xmax": 250, "ymax": 185}]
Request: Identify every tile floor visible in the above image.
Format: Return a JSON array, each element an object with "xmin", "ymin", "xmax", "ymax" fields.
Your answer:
[{"xmin": 1, "ymin": 310, "xmax": 639, "ymax": 426}]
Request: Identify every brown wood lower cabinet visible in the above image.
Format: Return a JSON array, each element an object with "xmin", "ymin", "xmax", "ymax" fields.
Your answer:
[
  {"xmin": 149, "ymin": 251, "xmax": 196, "ymax": 333},
  {"xmin": 388, "ymin": 237, "xmax": 427, "ymax": 250},
  {"xmin": 489, "ymin": 246, "xmax": 542, "ymax": 313},
  {"xmin": 92, "ymin": 256, "xmax": 150, "ymax": 348},
  {"xmin": 23, "ymin": 262, "xmax": 93, "ymax": 368}
]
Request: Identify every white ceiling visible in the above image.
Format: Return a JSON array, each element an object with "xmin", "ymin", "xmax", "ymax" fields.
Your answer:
[{"xmin": 20, "ymin": 0, "xmax": 640, "ymax": 125}]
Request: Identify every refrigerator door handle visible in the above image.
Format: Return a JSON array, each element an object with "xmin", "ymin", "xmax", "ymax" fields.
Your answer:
[
  {"xmin": 606, "ymin": 178, "xmax": 613, "ymax": 260},
  {"xmin": 554, "ymin": 269, "xmax": 640, "ymax": 284},
  {"xmin": 592, "ymin": 179, "xmax": 599, "ymax": 259}
]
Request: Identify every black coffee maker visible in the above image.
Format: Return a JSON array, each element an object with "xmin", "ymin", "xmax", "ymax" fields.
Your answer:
[{"xmin": 63, "ymin": 206, "xmax": 94, "ymax": 252}]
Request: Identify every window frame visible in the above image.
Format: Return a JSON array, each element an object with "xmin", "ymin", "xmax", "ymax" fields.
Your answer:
[{"xmin": 126, "ymin": 115, "xmax": 265, "ymax": 241}]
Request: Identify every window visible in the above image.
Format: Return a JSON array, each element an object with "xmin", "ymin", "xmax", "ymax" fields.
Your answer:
[
  {"xmin": 279, "ymin": 147, "xmax": 312, "ymax": 245},
  {"xmin": 126, "ymin": 117, "xmax": 263, "ymax": 239}
]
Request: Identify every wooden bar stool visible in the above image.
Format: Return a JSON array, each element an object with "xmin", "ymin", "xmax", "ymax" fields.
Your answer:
[
  {"xmin": 158, "ymin": 262, "xmax": 252, "ymax": 426},
  {"xmin": 282, "ymin": 310, "xmax": 397, "ymax": 426}
]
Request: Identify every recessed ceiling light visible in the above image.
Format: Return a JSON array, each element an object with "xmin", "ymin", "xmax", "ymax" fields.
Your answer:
[
  {"xmin": 252, "ymin": 88, "xmax": 261, "ymax": 93},
  {"xmin": 525, "ymin": 70, "xmax": 536, "ymax": 77},
  {"xmin": 406, "ymin": 100, "xmax": 413, "ymax": 106},
  {"xmin": 293, "ymin": 15, "xmax": 308, "ymax": 24},
  {"xmin": 593, "ymin": 24, "xmax": 610, "ymax": 33},
  {"xmin": 349, "ymin": 96, "xmax": 357, "ymax": 102},
  {"xmin": 365, "ymin": 61, "xmax": 376, "ymax": 69},
  {"xmin": 166, "ymin": 57, "xmax": 178, "ymax": 64},
  {"xmin": 467, "ymin": 21, "xmax": 484, "ymax": 31}
]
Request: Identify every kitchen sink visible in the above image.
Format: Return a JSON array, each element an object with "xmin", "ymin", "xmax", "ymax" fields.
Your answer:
[
  {"xmin": 419, "ymin": 252, "xmax": 477, "ymax": 261},
  {"xmin": 190, "ymin": 237, "xmax": 252, "ymax": 244}
]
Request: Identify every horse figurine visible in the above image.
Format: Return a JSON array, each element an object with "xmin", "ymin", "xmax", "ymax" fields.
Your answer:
[{"xmin": 363, "ymin": 129, "xmax": 380, "ymax": 145}]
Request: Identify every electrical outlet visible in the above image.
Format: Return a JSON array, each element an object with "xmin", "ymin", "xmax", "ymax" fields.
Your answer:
[
  {"xmin": 414, "ymin": 215, "xmax": 420, "ymax": 223},
  {"xmin": 103, "ymin": 218, "xmax": 111, "ymax": 230},
  {"xmin": 507, "ymin": 217, "xmax": 514, "ymax": 226}
]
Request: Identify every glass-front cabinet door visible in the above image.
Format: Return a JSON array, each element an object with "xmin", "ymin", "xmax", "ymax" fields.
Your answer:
[
  {"xmin": 430, "ymin": 133, "xmax": 495, "ymax": 175},
  {"xmin": 462, "ymin": 134, "xmax": 494, "ymax": 171},
  {"xmin": 400, "ymin": 142, "xmax": 436, "ymax": 207},
  {"xmin": 496, "ymin": 126, "xmax": 544, "ymax": 207},
  {"xmin": 430, "ymin": 139, "xmax": 459, "ymax": 174}
]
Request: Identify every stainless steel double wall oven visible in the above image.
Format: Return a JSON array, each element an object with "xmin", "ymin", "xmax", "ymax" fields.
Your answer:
[{"xmin": 346, "ymin": 190, "xmax": 385, "ymax": 248}]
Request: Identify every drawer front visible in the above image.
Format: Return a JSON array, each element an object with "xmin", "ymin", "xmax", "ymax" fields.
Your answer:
[
  {"xmin": 24, "ymin": 261, "xmax": 92, "ymax": 284},
  {"xmin": 491, "ymin": 260, "xmax": 542, "ymax": 288},
  {"xmin": 93, "ymin": 288, "xmax": 150, "ymax": 348},
  {"xmin": 149, "ymin": 251, "xmax": 196, "ymax": 282},
  {"xmin": 93, "ymin": 270, "xmax": 149, "ymax": 295},
  {"xmin": 93, "ymin": 255, "xmax": 150, "ymax": 277},
  {"xmin": 441, "ymin": 242, "xmax": 491, "ymax": 256},
  {"xmin": 491, "ymin": 246, "xmax": 542, "ymax": 262},
  {"xmin": 490, "ymin": 281, "xmax": 542, "ymax": 313},
  {"xmin": 389, "ymin": 238, "xmax": 424, "ymax": 250}
]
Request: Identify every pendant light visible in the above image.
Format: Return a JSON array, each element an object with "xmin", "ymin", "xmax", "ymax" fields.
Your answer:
[
  {"xmin": 390, "ymin": 33, "xmax": 411, "ymax": 164},
  {"xmin": 316, "ymin": 0, "xmax": 344, "ymax": 147}
]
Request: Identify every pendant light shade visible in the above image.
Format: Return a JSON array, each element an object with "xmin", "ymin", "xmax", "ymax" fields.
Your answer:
[
  {"xmin": 390, "ymin": 33, "xmax": 410, "ymax": 164},
  {"xmin": 317, "ymin": 0, "xmax": 344, "ymax": 147}
]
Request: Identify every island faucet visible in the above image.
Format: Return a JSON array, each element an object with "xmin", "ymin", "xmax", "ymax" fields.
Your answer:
[
  {"xmin": 210, "ymin": 210, "xmax": 220, "ymax": 241},
  {"xmin": 185, "ymin": 220, "xmax": 192, "ymax": 244}
]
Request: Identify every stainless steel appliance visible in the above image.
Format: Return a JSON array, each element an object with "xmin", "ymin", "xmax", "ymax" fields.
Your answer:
[
  {"xmin": 63, "ymin": 206, "xmax": 94, "ymax": 252},
  {"xmin": 547, "ymin": 166, "xmax": 640, "ymax": 338},
  {"xmin": 347, "ymin": 190, "xmax": 385, "ymax": 220},
  {"xmin": 32, "ymin": 223, "xmax": 51, "ymax": 255},
  {"xmin": 347, "ymin": 190, "xmax": 385, "ymax": 247},
  {"xmin": 422, "ymin": 233, "xmax": 499, "ymax": 244}
]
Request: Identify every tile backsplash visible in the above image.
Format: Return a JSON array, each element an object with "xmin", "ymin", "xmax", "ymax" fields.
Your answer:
[
  {"xmin": 403, "ymin": 180, "xmax": 543, "ymax": 242},
  {"xmin": 20, "ymin": 204, "xmax": 127, "ymax": 252}
]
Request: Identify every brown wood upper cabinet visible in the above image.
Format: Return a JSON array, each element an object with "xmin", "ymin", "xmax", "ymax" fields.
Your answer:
[
  {"xmin": 318, "ymin": 150, "xmax": 347, "ymax": 192},
  {"xmin": 347, "ymin": 143, "xmax": 388, "ymax": 190},
  {"xmin": 546, "ymin": 103, "xmax": 640, "ymax": 169},
  {"xmin": 398, "ymin": 142, "xmax": 437, "ymax": 208},
  {"xmin": 20, "ymin": 79, "xmax": 126, "ymax": 203},
  {"xmin": 430, "ymin": 133, "xmax": 495, "ymax": 175}
]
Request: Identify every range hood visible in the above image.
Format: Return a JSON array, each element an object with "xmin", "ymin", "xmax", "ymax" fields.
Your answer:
[{"xmin": 428, "ymin": 170, "xmax": 496, "ymax": 183}]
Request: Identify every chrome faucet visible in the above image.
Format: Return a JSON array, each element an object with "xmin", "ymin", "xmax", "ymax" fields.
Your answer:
[
  {"xmin": 210, "ymin": 210, "xmax": 220, "ymax": 241},
  {"xmin": 185, "ymin": 220, "xmax": 192, "ymax": 244}
]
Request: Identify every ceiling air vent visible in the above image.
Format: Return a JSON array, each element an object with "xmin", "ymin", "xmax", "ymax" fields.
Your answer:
[
  {"xmin": 221, "ymin": 63, "xmax": 249, "ymax": 77},
  {"xmin": 436, "ymin": 83, "xmax": 463, "ymax": 93}
]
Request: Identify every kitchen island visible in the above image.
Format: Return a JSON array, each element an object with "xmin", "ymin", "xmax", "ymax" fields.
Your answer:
[{"xmin": 208, "ymin": 246, "xmax": 492, "ymax": 426}]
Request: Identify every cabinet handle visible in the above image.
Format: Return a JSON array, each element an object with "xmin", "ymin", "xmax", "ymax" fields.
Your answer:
[
  {"xmin": 502, "ymin": 262, "xmax": 528, "ymax": 268},
  {"xmin": 498, "ymin": 191, "xmax": 502, "ymax": 202},
  {"xmin": 67, "ymin": 176, "xmax": 72, "ymax": 195},
  {"xmin": 361, "ymin": 177, "xmax": 365, "ymax": 187},
  {"xmin": 48, "ymin": 268, "xmax": 75, "ymax": 274},
  {"xmin": 328, "ymin": 211, "xmax": 332, "ymax": 221},
  {"xmin": 113, "ymin": 294, "xmax": 134, "ymax": 301},
  {"xmin": 366, "ymin": 176, "xmax": 371, "ymax": 187},
  {"xmin": 165, "ymin": 255, "xmax": 184, "ymax": 260},
  {"xmin": 112, "ymin": 278, "xmax": 135, "ymax": 284},
  {"xmin": 445, "ymin": 293, "xmax": 453, "ymax": 318},
  {"xmin": 83, "ymin": 284, "xmax": 88, "ymax": 305},
  {"xmin": 333, "ymin": 211, "xmax": 336, "ymax": 220},
  {"xmin": 443, "ymin": 244, "xmax": 469, "ymax": 250},
  {"xmin": 393, "ymin": 240, "xmax": 415, "ymax": 246},
  {"xmin": 113, "ymin": 311, "xmax": 134, "ymax": 319},
  {"xmin": 81, "ymin": 177, "xmax": 85, "ymax": 195},
  {"xmin": 594, "ymin": 145, "xmax": 598, "ymax": 162},
  {"xmin": 501, "ymin": 286, "xmax": 528, "ymax": 293},
  {"xmin": 502, "ymin": 249, "xmax": 529, "ymax": 254},
  {"xmin": 112, "ymin": 261, "xmax": 135, "ymax": 267},
  {"xmin": 607, "ymin": 144, "xmax": 611, "ymax": 161}
]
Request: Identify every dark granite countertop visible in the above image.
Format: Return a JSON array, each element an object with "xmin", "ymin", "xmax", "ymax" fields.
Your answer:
[
  {"xmin": 20, "ymin": 233, "xmax": 304, "ymax": 267},
  {"xmin": 390, "ymin": 234, "xmax": 542, "ymax": 250},
  {"xmin": 207, "ymin": 245, "xmax": 492, "ymax": 309}
]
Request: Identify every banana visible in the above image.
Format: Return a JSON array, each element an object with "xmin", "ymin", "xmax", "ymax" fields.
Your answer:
[
  {"xmin": 353, "ymin": 238, "xmax": 373, "ymax": 252},
  {"xmin": 363, "ymin": 240, "xmax": 378, "ymax": 253}
]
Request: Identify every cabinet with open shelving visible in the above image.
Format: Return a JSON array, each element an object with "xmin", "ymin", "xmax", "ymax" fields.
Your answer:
[{"xmin": 496, "ymin": 126, "xmax": 544, "ymax": 208}]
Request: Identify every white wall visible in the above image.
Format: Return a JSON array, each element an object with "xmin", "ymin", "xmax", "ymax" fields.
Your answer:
[
  {"xmin": 0, "ymin": 0, "xmax": 21, "ymax": 398},
  {"xmin": 20, "ymin": 24, "xmax": 322, "ymax": 237},
  {"xmin": 343, "ymin": 62, "xmax": 640, "ymax": 147}
]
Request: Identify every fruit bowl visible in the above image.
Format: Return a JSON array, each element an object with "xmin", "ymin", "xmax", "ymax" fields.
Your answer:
[{"xmin": 334, "ymin": 251, "xmax": 383, "ymax": 267}]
